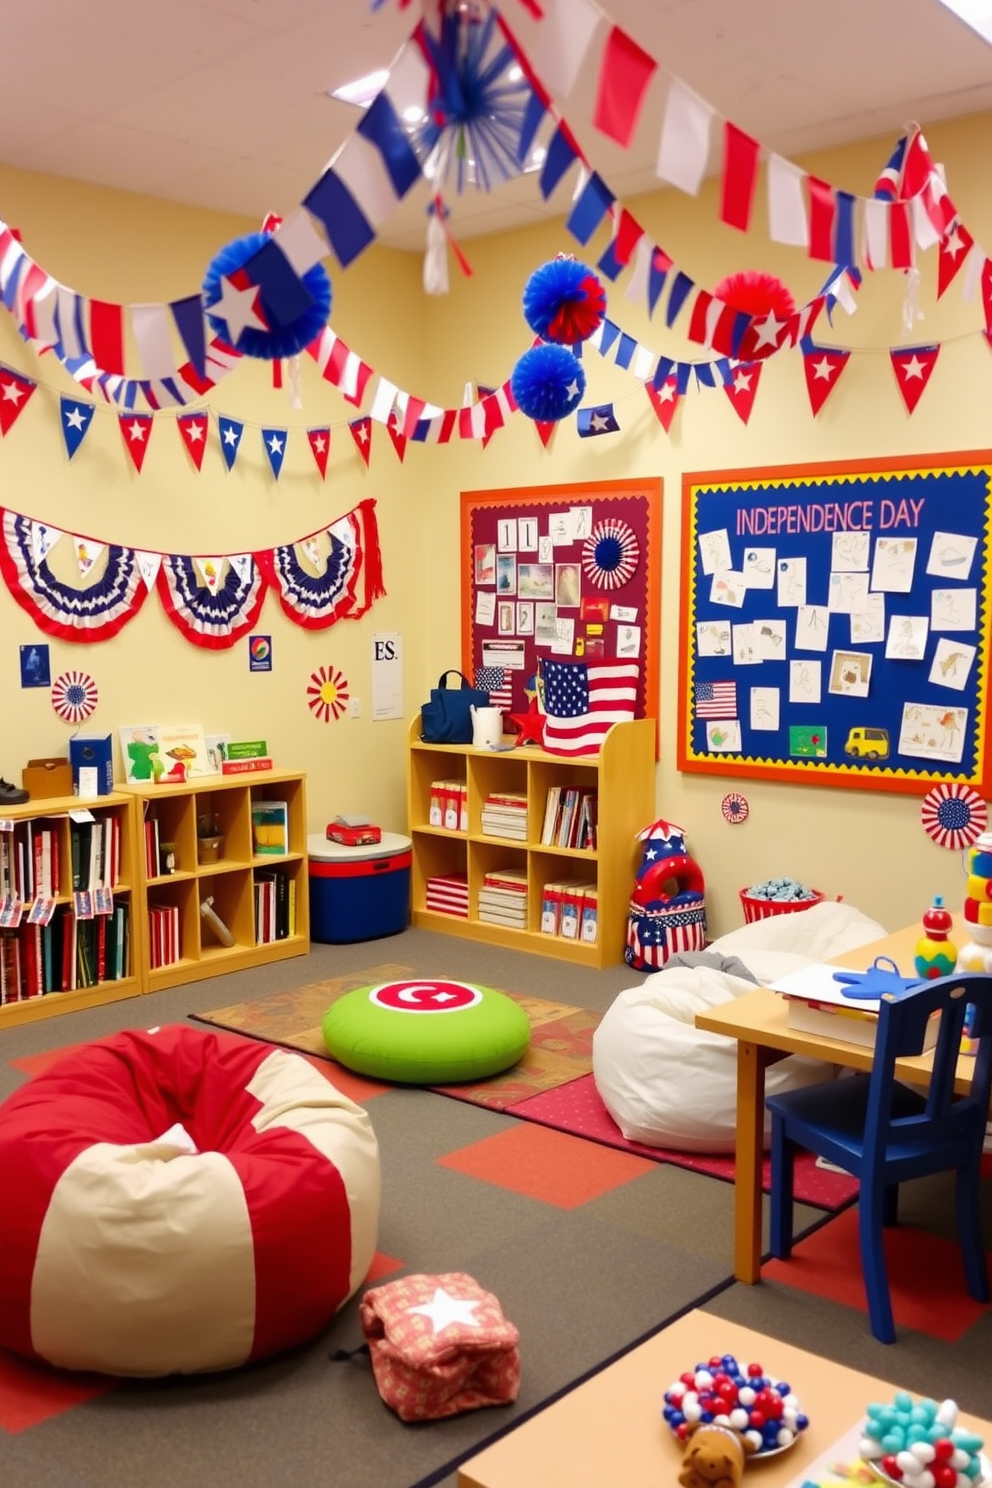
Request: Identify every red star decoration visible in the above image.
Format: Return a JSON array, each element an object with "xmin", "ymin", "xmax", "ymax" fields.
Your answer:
[{"xmin": 507, "ymin": 697, "xmax": 544, "ymax": 746}]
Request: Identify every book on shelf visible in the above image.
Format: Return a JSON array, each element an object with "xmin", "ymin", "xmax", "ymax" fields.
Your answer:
[
  {"xmin": 148, "ymin": 902, "xmax": 180, "ymax": 970},
  {"xmin": 770, "ymin": 963, "xmax": 940, "ymax": 1050},
  {"xmin": 255, "ymin": 871, "xmax": 278, "ymax": 944},
  {"xmin": 251, "ymin": 800, "xmax": 290, "ymax": 856},
  {"xmin": 221, "ymin": 756, "xmax": 274, "ymax": 775},
  {"xmin": 540, "ymin": 879, "xmax": 597, "ymax": 941},
  {"xmin": 425, "ymin": 872, "xmax": 469, "ymax": 917}
]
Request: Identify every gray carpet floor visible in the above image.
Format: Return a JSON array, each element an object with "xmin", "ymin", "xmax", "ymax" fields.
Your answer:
[{"xmin": 0, "ymin": 928, "xmax": 989, "ymax": 1488}]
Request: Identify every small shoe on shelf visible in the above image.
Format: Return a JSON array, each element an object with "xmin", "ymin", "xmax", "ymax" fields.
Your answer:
[{"xmin": 0, "ymin": 777, "xmax": 29, "ymax": 805}]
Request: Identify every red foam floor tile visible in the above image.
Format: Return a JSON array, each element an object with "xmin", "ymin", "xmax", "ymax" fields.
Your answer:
[
  {"xmin": 0, "ymin": 1350, "xmax": 114, "ymax": 1434},
  {"xmin": 437, "ymin": 1120, "xmax": 655, "ymax": 1209},
  {"xmin": 762, "ymin": 1205, "xmax": 992, "ymax": 1342}
]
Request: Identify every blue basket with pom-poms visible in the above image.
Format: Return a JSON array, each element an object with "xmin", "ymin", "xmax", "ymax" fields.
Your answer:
[
  {"xmin": 202, "ymin": 231, "xmax": 332, "ymax": 360},
  {"xmin": 523, "ymin": 257, "xmax": 606, "ymax": 345},
  {"xmin": 511, "ymin": 343, "xmax": 585, "ymax": 423}
]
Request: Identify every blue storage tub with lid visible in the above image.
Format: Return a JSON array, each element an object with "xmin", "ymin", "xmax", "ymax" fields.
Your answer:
[{"xmin": 307, "ymin": 832, "xmax": 412, "ymax": 943}]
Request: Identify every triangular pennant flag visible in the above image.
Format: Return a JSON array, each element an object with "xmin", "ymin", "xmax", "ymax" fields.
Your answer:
[
  {"xmin": 386, "ymin": 413, "xmax": 407, "ymax": 463},
  {"xmin": 723, "ymin": 362, "xmax": 762, "ymax": 425},
  {"xmin": 218, "ymin": 415, "xmax": 243, "ymax": 471},
  {"xmin": 890, "ymin": 345, "xmax": 939, "ymax": 414},
  {"xmin": 228, "ymin": 554, "xmax": 253, "ymax": 584},
  {"xmin": 646, "ymin": 378, "xmax": 680, "ymax": 433},
  {"xmin": 0, "ymin": 366, "xmax": 37, "ymax": 436},
  {"xmin": 31, "ymin": 522, "xmax": 62, "ymax": 565},
  {"xmin": 194, "ymin": 557, "xmax": 226, "ymax": 592},
  {"xmin": 59, "ymin": 396, "xmax": 95, "ymax": 459},
  {"xmin": 118, "ymin": 412, "xmax": 153, "ymax": 472},
  {"xmin": 802, "ymin": 342, "xmax": 850, "ymax": 416},
  {"xmin": 262, "ymin": 427, "xmax": 287, "ymax": 479},
  {"xmin": 982, "ymin": 256, "xmax": 992, "ymax": 334},
  {"xmin": 937, "ymin": 222, "xmax": 974, "ymax": 299},
  {"xmin": 307, "ymin": 426, "xmax": 330, "ymax": 478},
  {"xmin": 177, "ymin": 412, "xmax": 208, "ymax": 470},
  {"xmin": 74, "ymin": 537, "xmax": 105, "ymax": 578},
  {"xmin": 534, "ymin": 420, "xmax": 556, "ymax": 449},
  {"xmin": 349, "ymin": 416, "xmax": 372, "ymax": 467},
  {"xmin": 135, "ymin": 551, "xmax": 162, "ymax": 591}
]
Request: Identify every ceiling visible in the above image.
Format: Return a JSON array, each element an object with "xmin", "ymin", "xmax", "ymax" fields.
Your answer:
[{"xmin": 1, "ymin": 0, "xmax": 990, "ymax": 254}]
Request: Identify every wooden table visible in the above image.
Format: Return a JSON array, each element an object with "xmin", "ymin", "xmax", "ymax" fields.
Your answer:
[
  {"xmin": 694, "ymin": 919, "xmax": 979, "ymax": 1283},
  {"xmin": 456, "ymin": 1309, "xmax": 991, "ymax": 1488}
]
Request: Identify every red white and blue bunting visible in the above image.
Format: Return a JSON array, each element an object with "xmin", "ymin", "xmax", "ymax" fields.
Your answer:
[{"xmin": 0, "ymin": 500, "xmax": 384, "ymax": 649}]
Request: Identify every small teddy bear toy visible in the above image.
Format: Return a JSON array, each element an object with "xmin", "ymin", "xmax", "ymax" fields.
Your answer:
[{"xmin": 679, "ymin": 1422, "xmax": 754, "ymax": 1488}]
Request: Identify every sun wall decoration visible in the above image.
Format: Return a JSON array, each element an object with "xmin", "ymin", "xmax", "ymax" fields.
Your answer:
[{"xmin": 307, "ymin": 666, "xmax": 350, "ymax": 723}]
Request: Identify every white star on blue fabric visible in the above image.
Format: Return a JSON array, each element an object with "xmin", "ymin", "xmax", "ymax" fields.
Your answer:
[
  {"xmin": 267, "ymin": 433, "xmax": 284, "ymax": 454},
  {"xmin": 211, "ymin": 276, "xmax": 266, "ymax": 344},
  {"xmin": 222, "ymin": 424, "xmax": 240, "ymax": 447}
]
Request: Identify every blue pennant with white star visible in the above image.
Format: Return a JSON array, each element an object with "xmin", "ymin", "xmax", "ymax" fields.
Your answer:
[
  {"xmin": 59, "ymin": 396, "xmax": 96, "ymax": 459},
  {"xmin": 576, "ymin": 403, "xmax": 620, "ymax": 437},
  {"xmin": 218, "ymin": 415, "xmax": 244, "ymax": 471},
  {"xmin": 262, "ymin": 427, "xmax": 287, "ymax": 480}
]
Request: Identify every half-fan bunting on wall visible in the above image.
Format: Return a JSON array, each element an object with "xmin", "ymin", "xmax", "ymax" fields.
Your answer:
[
  {"xmin": 257, "ymin": 499, "xmax": 385, "ymax": 630},
  {"xmin": 156, "ymin": 555, "xmax": 268, "ymax": 650},
  {"xmin": 0, "ymin": 511, "xmax": 151, "ymax": 642}
]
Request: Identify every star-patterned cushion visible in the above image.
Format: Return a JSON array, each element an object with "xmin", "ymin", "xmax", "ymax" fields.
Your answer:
[{"xmin": 322, "ymin": 980, "xmax": 530, "ymax": 1085}]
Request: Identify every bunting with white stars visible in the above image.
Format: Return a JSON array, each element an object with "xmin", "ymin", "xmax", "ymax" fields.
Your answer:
[
  {"xmin": 723, "ymin": 362, "xmax": 762, "ymax": 425},
  {"xmin": 890, "ymin": 345, "xmax": 939, "ymax": 414},
  {"xmin": 177, "ymin": 412, "xmax": 208, "ymax": 470},
  {"xmin": 218, "ymin": 415, "xmax": 244, "ymax": 471},
  {"xmin": 307, "ymin": 427, "xmax": 330, "ymax": 479},
  {"xmin": 59, "ymin": 396, "xmax": 95, "ymax": 459},
  {"xmin": 262, "ymin": 427, "xmax": 287, "ymax": 479},
  {"xmin": 801, "ymin": 338, "xmax": 850, "ymax": 416},
  {"xmin": 349, "ymin": 416, "xmax": 372, "ymax": 468},
  {"xmin": 119, "ymin": 412, "xmax": 153, "ymax": 472},
  {"xmin": 0, "ymin": 364, "xmax": 36, "ymax": 436}
]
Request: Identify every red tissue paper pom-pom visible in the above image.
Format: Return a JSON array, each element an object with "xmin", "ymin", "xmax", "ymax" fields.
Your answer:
[{"xmin": 713, "ymin": 270, "xmax": 795, "ymax": 319}]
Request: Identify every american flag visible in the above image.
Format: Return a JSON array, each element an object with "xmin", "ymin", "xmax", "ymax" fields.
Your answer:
[
  {"xmin": 694, "ymin": 680, "xmax": 737, "ymax": 719},
  {"xmin": 542, "ymin": 659, "xmax": 638, "ymax": 757},
  {"xmin": 475, "ymin": 665, "xmax": 512, "ymax": 711}
]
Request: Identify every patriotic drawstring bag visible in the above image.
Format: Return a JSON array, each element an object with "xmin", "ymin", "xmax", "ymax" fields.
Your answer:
[
  {"xmin": 358, "ymin": 1272, "xmax": 521, "ymax": 1422},
  {"xmin": 624, "ymin": 819, "xmax": 707, "ymax": 972}
]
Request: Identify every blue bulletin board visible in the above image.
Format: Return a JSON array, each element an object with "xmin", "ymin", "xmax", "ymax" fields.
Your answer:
[{"xmin": 677, "ymin": 454, "xmax": 992, "ymax": 796}]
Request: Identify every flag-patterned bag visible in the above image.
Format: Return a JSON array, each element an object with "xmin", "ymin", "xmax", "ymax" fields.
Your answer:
[
  {"xmin": 625, "ymin": 897, "xmax": 707, "ymax": 971},
  {"xmin": 359, "ymin": 1272, "xmax": 521, "ymax": 1422}
]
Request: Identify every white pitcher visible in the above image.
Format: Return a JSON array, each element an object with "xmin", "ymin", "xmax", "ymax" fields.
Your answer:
[{"xmin": 471, "ymin": 705, "xmax": 503, "ymax": 749}]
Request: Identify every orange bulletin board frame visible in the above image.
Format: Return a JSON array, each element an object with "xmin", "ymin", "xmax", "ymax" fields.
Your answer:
[
  {"xmin": 677, "ymin": 452, "xmax": 992, "ymax": 796},
  {"xmin": 461, "ymin": 478, "xmax": 661, "ymax": 752}
]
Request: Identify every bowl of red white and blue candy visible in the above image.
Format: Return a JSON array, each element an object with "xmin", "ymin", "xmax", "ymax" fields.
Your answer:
[{"xmin": 663, "ymin": 1356, "xmax": 810, "ymax": 1457}]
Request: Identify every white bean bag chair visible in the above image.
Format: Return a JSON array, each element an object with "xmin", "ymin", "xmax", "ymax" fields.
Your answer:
[
  {"xmin": 0, "ymin": 1024, "xmax": 381, "ymax": 1376},
  {"xmin": 592, "ymin": 901, "xmax": 887, "ymax": 1153}
]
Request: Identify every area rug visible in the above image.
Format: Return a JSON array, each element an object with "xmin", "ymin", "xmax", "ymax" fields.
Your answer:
[
  {"xmin": 509, "ymin": 1073, "xmax": 860, "ymax": 1209},
  {"xmin": 189, "ymin": 972, "xmax": 854, "ymax": 1207},
  {"xmin": 189, "ymin": 965, "xmax": 600, "ymax": 1110},
  {"xmin": 761, "ymin": 1204, "xmax": 992, "ymax": 1342}
]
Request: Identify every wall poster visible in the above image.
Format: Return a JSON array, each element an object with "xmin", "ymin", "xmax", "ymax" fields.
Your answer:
[
  {"xmin": 461, "ymin": 478, "xmax": 661, "ymax": 749},
  {"xmin": 678, "ymin": 454, "xmax": 992, "ymax": 795}
]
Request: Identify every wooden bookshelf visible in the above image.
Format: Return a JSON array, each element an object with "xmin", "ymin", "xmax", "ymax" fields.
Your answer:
[{"xmin": 407, "ymin": 718, "xmax": 654, "ymax": 967}]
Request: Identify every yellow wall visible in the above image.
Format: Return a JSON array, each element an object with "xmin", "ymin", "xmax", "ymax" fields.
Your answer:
[{"xmin": 1, "ymin": 111, "xmax": 990, "ymax": 939}]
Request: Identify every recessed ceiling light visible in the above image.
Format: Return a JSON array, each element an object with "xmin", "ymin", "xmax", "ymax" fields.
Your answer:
[
  {"xmin": 328, "ymin": 69, "xmax": 390, "ymax": 107},
  {"xmin": 932, "ymin": 0, "xmax": 992, "ymax": 44}
]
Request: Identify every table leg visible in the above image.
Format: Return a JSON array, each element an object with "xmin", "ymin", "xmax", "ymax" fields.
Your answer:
[{"xmin": 734, "ymin": 1041, "xmax": 785, "ymax": 1284}]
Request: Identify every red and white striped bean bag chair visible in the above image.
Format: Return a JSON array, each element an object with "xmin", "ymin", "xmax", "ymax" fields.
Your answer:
[{"xmin": 0, "ymin": 1025, "xmax": 380, "ymax": 1376}]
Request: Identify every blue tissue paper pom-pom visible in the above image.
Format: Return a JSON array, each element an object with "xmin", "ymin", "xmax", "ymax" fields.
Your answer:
[
  {"xmin": 202, "ymin": 232, "xmax": 332, "ymax": 360},
  {"xmin": 511, "ymin": 343, "xmax": 585, "ymax": 423},
  {"xmin": 523, "ymin": 258, "xmax": 605, "ymax": 343}
]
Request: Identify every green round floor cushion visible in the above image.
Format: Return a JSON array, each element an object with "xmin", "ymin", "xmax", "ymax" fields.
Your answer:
[{"xmin": 321, "ymin": 980, "xmax": 531, "ymax": 1084}]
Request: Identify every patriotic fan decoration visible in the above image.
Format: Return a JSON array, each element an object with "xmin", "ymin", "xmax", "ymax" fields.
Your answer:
[
  {"xmin": 0, "ymin": 510, "xmax": 149, "ymax": 643},
  {"xmin": 256, "ymin": 500, "xmax": 385, "ymax": 631},
  {"xmin": 721, "ymin": 791, "xmax": 750, "ymax": 825},
  {"xmin": 156, "ymin": 555, "xmax": 267, "ymax": 650},
  {"xmin": 581, "ymin": 518, "xmax": 639, "ymax": 590},
  {"xmin": 920, "ymin": 783, "xmax": 987, "ymax": 850},
  {"xmin": 51, "ymin": 670, "xmax": 98, "ymax": 724},
  {"xmin": 307, "ymin": 666, "xmax": 350, "ymax": 723}
]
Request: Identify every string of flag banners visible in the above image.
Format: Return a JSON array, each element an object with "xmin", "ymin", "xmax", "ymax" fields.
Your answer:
[
  {"xmin": 0, "ymin": 499, "xmax": 384, "ymax": 649},
  {"xmin": 0, "ymin": 0, "xmax": 990, "ymax": 438}
]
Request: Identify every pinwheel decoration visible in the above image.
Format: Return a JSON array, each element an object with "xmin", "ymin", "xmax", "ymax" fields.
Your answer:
[
  {"xmin": 920, "ymin": 782, "xmax": 987, "ymax": 850},
  {"xmin": 581, "ymin": 518, "xmax": 640, "ymax": 590},
  {"xmin": 721, "ymin": 791, "xmax": 750, "ymax": 825},
  {"xmin": 307, "ymin": 665, "xmax": 350, "ymax": 723},
  {"xmin": 51, "ymin": 670, "xmax": 98, "ymax": 724}
]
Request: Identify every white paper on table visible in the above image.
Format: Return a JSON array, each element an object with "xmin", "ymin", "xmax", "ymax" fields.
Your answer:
[{"xmin": 769, "ymin": 962, "xmax": 879, "ymax": 1010}]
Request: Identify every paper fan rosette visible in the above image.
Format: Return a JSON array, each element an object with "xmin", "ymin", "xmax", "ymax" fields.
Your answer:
[
  {"xmin": 51, "ymin": 670, "xmax": 98, "ymax": 724},
  {"xmin": 156, "ymin": 555, "xmax": 267, "ymax": 650},
  {"xmin": 307, "ymin": 666, "xmax": 349, "ymax": 722},
  {"xmin": 581, "ymin": 519, "xmax": 640, "ymax": 590},
  {"xmin": 0, "ymin": 510, "xmax": 149, "ymax": 642},
  {"xmin": 920, "ymin": 783, "xmax": 988, "ymax": 850}
]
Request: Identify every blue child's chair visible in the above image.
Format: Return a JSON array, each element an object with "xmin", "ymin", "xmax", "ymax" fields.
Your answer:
[{"xmin": 765, "ymin": 971, "xmax": 992, "ymax": 1343}]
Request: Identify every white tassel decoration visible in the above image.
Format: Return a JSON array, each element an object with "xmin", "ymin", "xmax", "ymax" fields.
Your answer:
[{"xmin": 424, "ymin": 209, "xmax": 450, "ymax": 296}]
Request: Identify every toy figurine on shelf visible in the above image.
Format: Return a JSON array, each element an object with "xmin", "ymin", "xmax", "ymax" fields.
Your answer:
[
  {"xmin": 956, "ymin": 830, "xmax": 992, "ymax": 974},
  {"xmin": 914, "ymin": 895, "xmax": 958, "ymax": 979}
]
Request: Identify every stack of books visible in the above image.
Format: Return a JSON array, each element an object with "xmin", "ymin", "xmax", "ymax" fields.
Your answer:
[
  {"xmin": 428, "ymin": 780, "xmax": 468, "ymax": 832},
  {"xmin": 541, "ymin": 787, "xmax": 598, "ymax": 850},
  {"xmin": 540, "ymin": 879, "xmax": 598, "ymax": 943},
  {"xmin": 254, "ymin": 869, "xmax": 296, "ymax": 943},
  {"xmin": 148, "ymin": 902, "xmax": 180, "ymax": 969},
  {"xmin": 769, "ymin": 963, "xmax": 940, "ymax": 1050},
  {"xmin": 477, "ymin": 868, "xmax": 528, "ymax": 929},
  {"xmin": 425, "ymin": 873, "xmax": 469, "ymax": 917},
  {"xmin": 481, "ymin": 791, "xmax": 528, "ymax": 840}
]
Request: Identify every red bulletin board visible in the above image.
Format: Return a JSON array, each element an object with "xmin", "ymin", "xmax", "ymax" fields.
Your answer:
[{"xmin": 460, "ymin": 478, "xmax": 661, "ymax": 747}]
